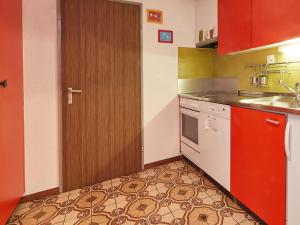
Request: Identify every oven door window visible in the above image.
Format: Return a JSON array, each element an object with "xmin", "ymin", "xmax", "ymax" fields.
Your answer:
[{"xmin": 182, "ymin": 113, "xmax": 198, "ymax": 144}]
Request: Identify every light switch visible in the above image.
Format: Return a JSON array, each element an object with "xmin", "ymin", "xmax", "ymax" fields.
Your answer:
[{"xmin": 267, "ymin": 55, "xmax": 275, "ymax": 64}]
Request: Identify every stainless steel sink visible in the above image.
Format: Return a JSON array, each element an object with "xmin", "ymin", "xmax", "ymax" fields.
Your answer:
[{"xmin": 240, "ymin": 96, "xmax": 300, "ymax": 109}]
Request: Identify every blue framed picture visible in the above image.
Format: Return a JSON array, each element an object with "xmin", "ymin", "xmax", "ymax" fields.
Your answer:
[{"xmin": 158, "ymin": 30, "xmax": 173, "ymax": 43}]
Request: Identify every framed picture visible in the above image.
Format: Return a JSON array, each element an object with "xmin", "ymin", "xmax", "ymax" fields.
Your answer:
[
  {"xmin": 158, "ymin": 30, "xmax": 173, "ymax": 43},
  {"xmin": 147, "ymin": 9, "xmax": 163, "ymax": 24}
]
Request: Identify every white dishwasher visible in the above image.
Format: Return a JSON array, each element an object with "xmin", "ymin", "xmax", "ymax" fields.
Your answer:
[{"xmin": 198, "ymin": 101, "xmax": 231, "ymax": 191}]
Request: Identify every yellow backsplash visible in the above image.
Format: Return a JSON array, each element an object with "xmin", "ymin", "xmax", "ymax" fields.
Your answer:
[
  {"xmin": 179, "ymin": 46, "xmax": 300, "ymax": 93},
  {"xmin": 178, "ymin": 47, "xmax": 214, "ymax": 79}
]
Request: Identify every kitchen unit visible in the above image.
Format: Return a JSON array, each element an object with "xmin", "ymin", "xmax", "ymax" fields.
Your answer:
[
  {"xmin": 179, "ymin": 91, "xmax": 300, "ymax": 225},
  {"xmin": 180, "ymin": 96, "xmax": 231, "ymax": 190},
  {"xmin": 231, "ymin": 107, "xmax": 287, "ymax": 225}
]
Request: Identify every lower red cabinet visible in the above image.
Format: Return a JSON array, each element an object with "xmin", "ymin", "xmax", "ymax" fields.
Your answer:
[{"xmin": 231, "ymin": 107, "xmax": 286, "ymax": 225}]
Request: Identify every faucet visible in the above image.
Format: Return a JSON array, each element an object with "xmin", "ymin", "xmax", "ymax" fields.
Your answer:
[{"xmin": 279, "ymin": 80, "xmax": 300, "ymax": 101}]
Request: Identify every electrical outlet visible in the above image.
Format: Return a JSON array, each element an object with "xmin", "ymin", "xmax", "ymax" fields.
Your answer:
[{"xmin": 267, "ymin": 55, "xmax": 275, "ymax": 64}]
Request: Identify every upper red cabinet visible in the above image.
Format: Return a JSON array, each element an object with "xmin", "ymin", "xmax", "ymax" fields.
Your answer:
[
  {"xmin": 252, "ymin": 0, "xmax": 300, "ymax": 48},
  {"xmin": 218, "ymin": 0, "xmax": 252, "ymax": 55},
  {"xmin": 218, "ymin": 0, "xmax": 300, "ymax": 54}
]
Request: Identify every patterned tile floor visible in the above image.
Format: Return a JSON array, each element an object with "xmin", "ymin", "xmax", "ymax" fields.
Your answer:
[{"xmin": 8, "ymin": 160, "xmax": 260, "ymax": 225}]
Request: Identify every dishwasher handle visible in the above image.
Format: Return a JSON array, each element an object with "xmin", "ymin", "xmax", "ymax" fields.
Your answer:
[{"xmin": 285, "ymin": 121, "xmax": 292, "ymax": 161}]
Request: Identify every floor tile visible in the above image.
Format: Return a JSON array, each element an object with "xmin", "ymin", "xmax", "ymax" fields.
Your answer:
[
  {"xmin": 14, "ymin": 206, "xmax": 42, "ymax": 225},
  {"xmin": 69, "ymin": 186, "xmax": 91, "ymax": 197},
  {"xmin": 231, "ymin": 211, "xmax": 249, "ymax": 223},
  {"xmin": 148, "ymin": 212, "xmax": 174, "ymax": 225},
  {"xmin": 221, "ymin": 216, "xmax": 239, "ymax": 225},
  {"xmin": 63, "ymin": 217, "xmax": 81, "ymax": 225},
  {"xmin": 239, "ymin": 219, "xmax": 259, "ymax": 225},
  {"xmin": 63, "ymin": 207, "xmax": 91, "ymax": 222},
  {"xmin": 186, "ymin": 206, "xmax": 220, "ymax": 225}
]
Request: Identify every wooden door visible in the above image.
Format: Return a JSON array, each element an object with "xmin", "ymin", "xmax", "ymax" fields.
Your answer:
[
  {"xmin": 218, "ymin": 0, "xmax": 252, "ymax": 54},
  {"xmin": 61, "ymin": 0, "xmax": 142, "ymax": 191},
  {"xmin": 231, "ymin": 107, "xmax": 286, "ymax": 225},
  {"xmin": 0, "ymin": 0, "xmax": 24, "ymax": 223},
  {"xmin": 252, "ymin": 0, "xmax": 300, "ymax": 48}
]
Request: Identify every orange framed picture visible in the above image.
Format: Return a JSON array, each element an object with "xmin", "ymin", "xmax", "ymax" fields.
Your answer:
[{"xmin": 147, "ymin": 9, "xmax": 163, "ymax": 24}]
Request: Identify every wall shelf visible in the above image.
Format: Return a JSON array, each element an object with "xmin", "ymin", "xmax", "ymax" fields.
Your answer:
[
  {"xmin": 246, "ymin": 61, "xmax": 300, "ymax": 75},
  {"xmin": 196, "ymin": 37, "xmax": 218, "ymax": 48}
]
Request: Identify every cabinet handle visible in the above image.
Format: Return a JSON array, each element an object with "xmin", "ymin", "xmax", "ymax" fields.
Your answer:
[
  {"xmin": 266, "ymin": 118, "xmax": 280, "ymax": 125},
  {"xmin": 0, "ymin": 80, "xmax": 7, "ymax": 88},
  {"xmin": 285, "ymin": 121, "xmax": 292, "ymax": 161}
]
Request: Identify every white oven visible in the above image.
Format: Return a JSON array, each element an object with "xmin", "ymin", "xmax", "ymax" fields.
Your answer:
[
  {"xmin": 180, "ymin": 98, "xmax": 200, "ymax": 151},
  {"xmin": 180, "ymin": 97, "xmax": 231, "ymax": 191}
]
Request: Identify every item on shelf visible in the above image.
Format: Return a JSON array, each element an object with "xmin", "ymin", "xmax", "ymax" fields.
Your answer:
[
  {"xmin": 209, "ymin": 28, "xmax": 214, "ymax": 39},
  {"xmin": 250, "ymin": 76, "xmax": 259, "ymax": 85},
  {"xmin": 203, "ymin": 30, "xmax": 209, "ymax": 41},
  {"xmin": 258, "ymin": 75, "xmax": 268, "ymax": 86},
  {"xmin": 199, "ymin": 29, "xmax": 203, "ymax": 42}
]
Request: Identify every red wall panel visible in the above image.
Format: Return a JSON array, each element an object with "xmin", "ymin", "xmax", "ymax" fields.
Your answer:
[{"xmin": 0, "ymin": 0, "xmax": 24, "ymax": 224}]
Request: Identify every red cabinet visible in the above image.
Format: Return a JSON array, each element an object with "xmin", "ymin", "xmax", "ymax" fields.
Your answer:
[
  {"xmin": 218, "ymin": 0, "xmax": 300, "ymax": 54},
  {"xmin": 218, "ymin": 0, "xmax": 252, "ymax": 55},
  {"xmin": 0, "ymin": 1, "xmax": 24, "ymax": 224},
  {"xmin": 231, "ymin": 107, "xmax": 286, "ymax": 225},
  {"xmin": 252, "ymin": 0, "xmax": 300, "ymax": 47}
]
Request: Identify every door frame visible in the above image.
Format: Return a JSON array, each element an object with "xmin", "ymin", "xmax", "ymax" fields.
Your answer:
[{"xmin": 57, "ymin": 0, "xmax": 144, "ymax": 192}]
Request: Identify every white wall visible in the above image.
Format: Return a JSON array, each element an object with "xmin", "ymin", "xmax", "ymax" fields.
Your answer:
[
  {"xmin": 195, "ymin": 0, "xmax": 218, "ymax": 41},
  {"xmin": 22, "ymin": 0, "xmax": 195, "ymax": 194},
  {"xmin": 23, "ymin": 0, "xmax": 59, "ymax": 195},
  {"xmin": 129, "ymin": 0, "xmax": 196, "ymax": 164}
]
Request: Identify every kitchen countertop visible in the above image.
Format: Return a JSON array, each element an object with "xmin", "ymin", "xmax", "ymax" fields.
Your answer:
[{"xmin": 179, "ymin": 91, "xmax": 300, "ymax": 115}]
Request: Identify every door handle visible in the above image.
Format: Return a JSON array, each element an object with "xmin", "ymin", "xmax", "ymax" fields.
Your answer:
[
  {"xmin": 266, "ymin": 118, "xmax": 280, "ymax": 125},
  {"xmin": 285, "ymin": 121, "xmax": 292, "ymax": 161},
  {"xmin": 68, "ymin": 88, "xmax": 82, "ymax": 104}
]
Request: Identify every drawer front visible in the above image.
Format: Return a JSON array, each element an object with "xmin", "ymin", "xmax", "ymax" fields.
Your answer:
[
  {"xmin": 181, "ymin": 142, "xmax": 200, "ymax": 167},
  {"xmin": 180, "ymin": 98, "xmax": 199, "ymax": 111}
]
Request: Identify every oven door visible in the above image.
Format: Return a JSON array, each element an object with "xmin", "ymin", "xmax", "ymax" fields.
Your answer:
[{"xmin": 180, "ymin": 107, "xmax": 200, "ymax": 151}]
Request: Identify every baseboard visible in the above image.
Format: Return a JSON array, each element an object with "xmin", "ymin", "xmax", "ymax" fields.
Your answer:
[
  {"xmin": 19, "ymin": 187, "xmax": 60, "ymax": 203},
  {"xmin": 144, "ymin": 155, "xmax": 183, "ymax": 170},
  {"xmin": 182, "ymin": 156, "xmax": 267, "ymax": 225}
]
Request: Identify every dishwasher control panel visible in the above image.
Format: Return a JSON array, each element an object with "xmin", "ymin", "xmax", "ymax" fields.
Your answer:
[{"xmin": 199, "ymin": 101, "xmax": 230, "ymax": 119}]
